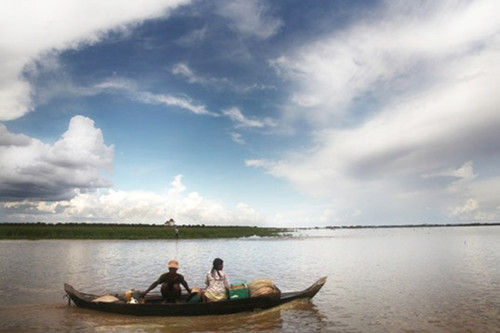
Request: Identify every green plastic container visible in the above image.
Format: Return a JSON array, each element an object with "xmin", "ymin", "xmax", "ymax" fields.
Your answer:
[{"xmin": 228, "ymin": 282, "xmax": 249, "ymax": 300}]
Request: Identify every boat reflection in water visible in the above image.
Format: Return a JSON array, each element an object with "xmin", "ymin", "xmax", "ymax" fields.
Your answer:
[
  {"xmin": 65, "ymin": 298, "xmax": 327, "ymax": 332},
  {"xmin": 228, "ymin": 299, "xmax": 327, "ymax": 332}
]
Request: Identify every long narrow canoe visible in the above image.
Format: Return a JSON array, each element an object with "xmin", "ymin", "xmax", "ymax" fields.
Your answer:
[{"xmin": 64, "ymin": 276, "xmax": 326, "ymax": 316}]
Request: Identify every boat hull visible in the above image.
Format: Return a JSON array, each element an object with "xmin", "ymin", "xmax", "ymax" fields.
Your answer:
[{"xmin": 64, "ymin": 277, "xmax": 326, "ymax": 316}]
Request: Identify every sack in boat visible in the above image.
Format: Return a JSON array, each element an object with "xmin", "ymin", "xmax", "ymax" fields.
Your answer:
[
  {"xmin": 253, "ymin": 286, "xmax": 281, "ymax": 300},
  {"xmin": 92, "ymin": 295, "xmax": 120, "ymax": 303},
  {"xmin": 250, "ymin": 287, "xmax": 275, "ymax": 297},
  {"xmin": 248, "ymin": 279, "xmax": 281, "ymax": 300},
  {"xmin": 248, "ymin": 279, "xmax": 274, "ymax": 294}
]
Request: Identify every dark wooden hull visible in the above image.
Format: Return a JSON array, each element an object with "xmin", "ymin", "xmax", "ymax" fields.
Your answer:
[{"xmin": 64, "ymin": 277, "xmax": 326, "ymax": 316}]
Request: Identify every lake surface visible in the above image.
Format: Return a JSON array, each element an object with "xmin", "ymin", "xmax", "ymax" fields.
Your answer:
[{"xmin": 0, "ymin": 227, "xmax": 498, "ymax": 332}]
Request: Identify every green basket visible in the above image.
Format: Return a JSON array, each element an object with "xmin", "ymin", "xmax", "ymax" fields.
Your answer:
[{"xmin": 228, "ymin": 282, "xmax": 249, "ymax": 300}]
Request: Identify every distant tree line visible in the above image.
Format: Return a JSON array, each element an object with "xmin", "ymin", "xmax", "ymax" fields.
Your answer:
[
  {"xmin": 0, "ymin": 222, "xmax": 263, "ymax": 228},
  {"xmin": 325, "ymin": 222, "xmax": 499, "ymax": 229}
]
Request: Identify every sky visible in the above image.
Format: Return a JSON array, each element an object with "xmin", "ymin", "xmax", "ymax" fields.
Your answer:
[{"xmin": 1, "ymin": 0, "xmax": 499, "ymax": 226}]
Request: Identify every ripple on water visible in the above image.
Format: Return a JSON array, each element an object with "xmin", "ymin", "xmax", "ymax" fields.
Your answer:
[{"xmin": 0, "ymin": 227, "xmax": 499, "ymax": 331}]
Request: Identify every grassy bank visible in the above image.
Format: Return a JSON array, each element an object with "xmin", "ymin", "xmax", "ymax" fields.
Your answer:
[{"xmin": 0, "ymin": 223, "xmax": 289, "ymax": 240}]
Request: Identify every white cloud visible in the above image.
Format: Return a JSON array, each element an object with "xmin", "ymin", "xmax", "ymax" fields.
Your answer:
[
  {"xmin": 0, "ymin": 124, "xmax": 31, "ymax": 146},
  {"xmin": 0, "ymin": 116, "xmax": 113, "ymax": 201},
  {"xmin": 169, "ymin": 175, "xmax": 186, "ymax": 195},
  {"xmin": 95, "ymin": 77, "xmax": 217, "ymax": 116},
  {"xmin": 423, "ymin": 161, "xmax": 476, "ymax": 181},
  {"xmin": 245, "ymin": 159, "xmax": 274, "ymax": 168},
  {"xmin": 171, "ymin": 63, "xmax": 275, "ymax": 92},
  {"xmin": 449, "ymin": 198, "xmax": 479, "ymax": 216},
  {"xmin": 424, "ymin": 161, "xmax": 478, "ymax": 194},
  {"xmin": 176, "ymin": 26, "xmax": 208, "ymax": 46},
  {"xmin": 230, "ymin": 132, "xmax": 245, "ymax": 145},
  {"xmin": 251, "ymin": 0, "xmax": 500, "ymax": 224},
  {"xmin": 139, "ymin": 91, "xmax": 214, "ymax": 116},
  {"xmin": 272, "ymin": 0, "xmax": 500, "ymax": 123},
  {"xmin": 0, "ymin": 175, "xmax": 265, "ymax": 225},
  {"xmin": 172, "ymin": 63, "xmax": 210, "ymax": 84},
  {"xmin": 223, "ymin": 107, "xmax": 276, "ymax": 128},
  {"xmin": 216, "ymin": 0, "xmax": 282, "ymax": 39},
  {"xmin": 448, "ymin": 197, "xmax": 498, "ymax": 221},
  {"xmin": 0, "ymin": 0, "xmax": 190, "ymax": 121}
]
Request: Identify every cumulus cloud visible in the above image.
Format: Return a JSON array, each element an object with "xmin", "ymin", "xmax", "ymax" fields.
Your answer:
[
  {"xmin": 0, "ymin": 175, "xmax": 265, "ymax": 225},
  {"xmin": 169, "ymin": 175, "xmax": 186, "ymax": 194},
  {"xmin": 251, "ymin": 0, "xmax": 500, "ymax": 224},
  {"xmin": 0, "ymin": 0, "xmax": 190, "ymax": 121},
  {"xmin": 449, "ymin": 198, "xmax": 479, "ymax": 216},
  {"xmin": 216, "ymin": 0, "xmax": 282, "ymax": 39},
  {"xmin": 0, "ymin": 116, "xmax": 113, "ymax": 201},
  {"xmin": 0, "ymin": 124, "xmax": 31, "ymax": 147}
]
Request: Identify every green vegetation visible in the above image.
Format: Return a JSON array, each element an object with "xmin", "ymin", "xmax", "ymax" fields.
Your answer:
[{"xmin": 0, "ymin": 223, "xmax": 289, "ymax": 240}]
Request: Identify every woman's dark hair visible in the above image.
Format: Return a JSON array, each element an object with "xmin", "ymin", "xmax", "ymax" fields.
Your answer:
[{"xmin": 211, "ymin": 258, "xmax": 223, "ymax": 278}]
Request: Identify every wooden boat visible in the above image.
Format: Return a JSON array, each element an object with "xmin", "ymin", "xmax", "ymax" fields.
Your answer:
[{"xmin": 64, "ymin": 276, "xmax": 326, "ymax": 316}]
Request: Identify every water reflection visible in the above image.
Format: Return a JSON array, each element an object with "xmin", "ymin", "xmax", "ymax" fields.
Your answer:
[
  {"xmin": 65, "ymin": 299, "xmax": 326, "ymax": 332},
  {"xmin": 0, "ymin": 227, "xmax": 499, "ymax": 332}
]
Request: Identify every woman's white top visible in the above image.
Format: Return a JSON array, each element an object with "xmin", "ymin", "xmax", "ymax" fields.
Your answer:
[{"xmin": 205, "ymin": 270, "xmax": 230, "ymax": 295}]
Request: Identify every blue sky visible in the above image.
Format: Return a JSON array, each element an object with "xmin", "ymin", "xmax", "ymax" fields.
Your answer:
[{"xmin": 1, "ymin": 0, "xmax": 499, "ymax": 226}]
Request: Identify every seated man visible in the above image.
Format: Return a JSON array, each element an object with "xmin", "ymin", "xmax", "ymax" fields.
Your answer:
[{"xmin": 142, "ymin": 260, "xmax": 191, "ymax": 303}]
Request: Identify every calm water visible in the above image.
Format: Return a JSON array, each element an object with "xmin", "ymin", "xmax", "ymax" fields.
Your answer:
[{"xmin": 0, "ymin": 227, "xmax": 498, "ymax": 332}]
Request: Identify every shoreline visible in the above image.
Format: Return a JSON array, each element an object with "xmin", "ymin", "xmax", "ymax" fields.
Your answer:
[
  {"xmin": 0, "ymin": 222, "xmax": 497, "ymax": 240},
  {"xmin": 322, "ymin": 222, "xmax": 500, "ymax": 229}
]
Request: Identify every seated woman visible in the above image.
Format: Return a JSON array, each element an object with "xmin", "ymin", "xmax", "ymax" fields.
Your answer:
[
  {"xmin": 202, "ymin": 258, "xmax": 230, "ymax": 302},
  {"xmin": 142, "ymin": 260, "xmax": 191, "ymax": 303}
]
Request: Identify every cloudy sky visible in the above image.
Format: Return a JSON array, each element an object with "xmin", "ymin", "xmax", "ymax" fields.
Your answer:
[{"xmin": 1, "ymin": 0, "xmax": 499, "ymax": 226}]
